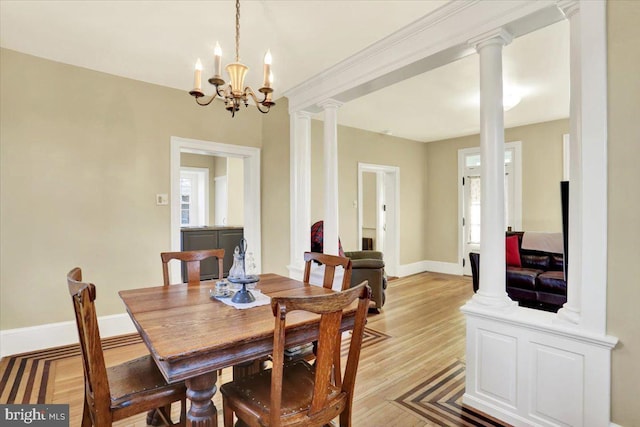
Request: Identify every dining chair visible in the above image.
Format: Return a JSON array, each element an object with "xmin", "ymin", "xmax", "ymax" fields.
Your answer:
[
  {"xmin": 303, "ymin": 251, "xmax": 352, "ymax": 291},
  {"xmin": 161, "ymin": 248, "xmax": 225, "ymax": 286},
  {"xmin": 67, "ymin": 268, "xmax": 186, "ymax": 426},
  {"xmin": 220, "ymin": 281, "xmax": 371, "ymax": 427}
]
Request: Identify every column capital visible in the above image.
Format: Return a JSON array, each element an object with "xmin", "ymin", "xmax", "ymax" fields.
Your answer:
[
  {"xmin": 469, "ymin": 28, "xmax": 513, "ymax": 51},
  {"xmin": 317, "ymin": 98, "xmax": 344, "ymax": 110},
  {"xmin": 557, "ymin": 0, "xmax": 580, "ymax": 19},
  {"xmin": 294, "ymin": 110, "xmax": 313, "ymax": 120}
]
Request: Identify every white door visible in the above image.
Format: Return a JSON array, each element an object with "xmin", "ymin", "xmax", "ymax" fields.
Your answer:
[
  {"xmin": 361, "ymin": 172, "xmax": 377, "ymax": 249},
  {"xmin": 460, "ymin": 144, "xmax": 521, "ymax": 275},
  {"xmin": 376, "ymin": 171, "xmax": 386, "ymax": 253},
  {"xmin": 358, "ymin": 163, "xmax": 399, "ymax": 277},
  {"xmin": 463, "ymin": 170, "xmax": 482, "ymax": 276}
]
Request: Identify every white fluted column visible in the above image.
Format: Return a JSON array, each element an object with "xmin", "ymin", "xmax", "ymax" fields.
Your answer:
[
  {"xmin": 557, "ymin": 1, "xmax": 582, "ymax": 325},
  {"xmin": 288, "ymin": 110, "xmax": 312, "ymax": 277},
  {"xmin": 317, "ymin": 99, "xmax": 343, "ymax": 256},
  {"xmin": 470, "ymin": 29, "xmax": 514, "ymax": 308}
]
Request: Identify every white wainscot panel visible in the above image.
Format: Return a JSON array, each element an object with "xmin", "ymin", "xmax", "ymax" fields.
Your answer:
[
  {"xmin": 530, "ymin": 344, "xmax": 584, "ymax": 427},
  {"xmin": 477, "ymin": 329, "xmax": 517, "ymax": 407}
]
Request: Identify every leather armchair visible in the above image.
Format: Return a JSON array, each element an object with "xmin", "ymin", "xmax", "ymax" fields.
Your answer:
[{"xmin": 343, "ymin": 251, "xmax": 386, "ymax": 310}]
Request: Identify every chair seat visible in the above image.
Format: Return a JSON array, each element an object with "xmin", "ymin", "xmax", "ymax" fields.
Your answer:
[
  {"xmin": 108, "ymin": 355, "xmax": 186, "ymax": 411},
  {"xmin": 221, "ymin": 360, "xmax": 346, "ymax": 426}
]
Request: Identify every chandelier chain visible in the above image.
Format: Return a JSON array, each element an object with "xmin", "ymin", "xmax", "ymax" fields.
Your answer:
[{"xmin": 235, "ymin": 0, "xmax": 240, "ymax": 62}]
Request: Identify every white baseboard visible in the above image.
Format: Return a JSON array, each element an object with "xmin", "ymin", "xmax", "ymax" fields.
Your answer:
[
  {"xmin": 462, "ymin": 393, "xmax": 535, "ymax": 427},
  {"xmin": 397, "ymin": 260, "xmax": 462, "ymax": 277},
  {"xmin": 396, "ymin": 261, "xmax": 428, "ymax": 277},
  {"xmin": 423, "ymin": 260, "xmax": 463, "ymax": 276},
  {"xmin": 0, "ymin": 313, "xmax": 136, "ymax": 358}
]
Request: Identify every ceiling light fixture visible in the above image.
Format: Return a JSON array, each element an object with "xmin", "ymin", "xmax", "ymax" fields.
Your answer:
[
  {"xmin": 189, "ymin": 0, "xmax": 275, "ymax": 117},
  {"xmin": 503, "ymin": 91, "xmax": 522, "ymax": 111}
]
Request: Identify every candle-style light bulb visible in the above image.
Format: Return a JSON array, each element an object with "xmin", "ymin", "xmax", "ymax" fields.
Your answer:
[
  {"xmin": 194, "ymin": 58, "xmax": 203, "ymax": 90},
  {"xmin": 263, "ymin": 49, "xmax": 272, "ymax": 88},
  {"xmin": 214, "ymin": 42, "xmax": 222, "ymax": 77}
]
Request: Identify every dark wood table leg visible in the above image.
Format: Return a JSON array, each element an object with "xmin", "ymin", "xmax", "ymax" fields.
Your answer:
[
  {"xmin": 232, "ymin": 359, "xmax": 267, "ymax": 380},
  {"xmin": 186, "ymin": 371, "xmax": 218, "ymax": 426}
]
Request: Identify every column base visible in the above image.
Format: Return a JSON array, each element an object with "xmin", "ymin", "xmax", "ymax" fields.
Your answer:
[
  {"xmin": 470, "ymin": 291, "xmax": 516, "ymax": 310},
  {"xmin": 555, "ymin": 304, "xmax": 581, "ymax": 325}
]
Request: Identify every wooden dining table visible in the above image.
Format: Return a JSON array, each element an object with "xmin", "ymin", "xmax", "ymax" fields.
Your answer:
[{"xmin": 119, "ymin": 273, "xmax": 356, "ymax": 426}]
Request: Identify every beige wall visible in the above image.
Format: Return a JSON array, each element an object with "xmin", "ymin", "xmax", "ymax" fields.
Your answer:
[
  {"xmin": 260, "ymin": 98, "xmax": 290, "ymax": 276},
  {"xmin": 180, "ymin": 153, "xmax": 216, "ymax": 225},
  {"xmin": 424, "ymin": 119, "xmax": 568, "ymax": 263},
  {"xmin": 0, "ymin": 48, "xmax": 262, "ymax": 329},
  {"xmin": 310, "ymin": 121, "xmax": 428, "ymax": 264},
  {"xmin": 214, "ymin": 155, "xmax": 227, "ymax": 177},
  {"xmin": 607, "ymin": 1, "xmax": 640, "ymax": 425}
]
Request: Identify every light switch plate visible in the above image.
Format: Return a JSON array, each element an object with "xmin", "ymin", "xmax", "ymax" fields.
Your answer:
[{"xmin": 156, "ymin": 194, "xmax": 169, "ymax": 205}]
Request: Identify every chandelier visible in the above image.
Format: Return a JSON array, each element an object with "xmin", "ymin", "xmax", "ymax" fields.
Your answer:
[{"xmin": 189, "ymin": 0, "xmax": 275, "ymax": 117}]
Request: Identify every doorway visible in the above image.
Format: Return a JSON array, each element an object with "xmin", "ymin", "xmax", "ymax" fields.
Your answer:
[
  {"xmin": 357, "ymin": 163, "xmax": 399, "ymax": 277},
  {"xmin": 458, "ymin": 142, "xmax": 522, "ymax": 275},
  {"xmin": 170, "ymin": 136, "xmax": 261, "ymax": 284},
  {"xmin": 179, "ymin": 167, "xmax": 209, "ymax": 227}
]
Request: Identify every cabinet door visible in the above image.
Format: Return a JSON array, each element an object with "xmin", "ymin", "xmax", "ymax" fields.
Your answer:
[
  {"xmin": 180, "ymin": 230, "xmax": 220, "ymax": 281},
  {"xmin": 218, "ymin": 228, "xmax": 244, "ymax": 277}
]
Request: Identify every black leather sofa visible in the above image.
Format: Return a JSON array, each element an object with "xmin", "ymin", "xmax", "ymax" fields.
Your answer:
[{"xmin": 469, "ymin": 232, "xmax": 567, "ymax": 312}]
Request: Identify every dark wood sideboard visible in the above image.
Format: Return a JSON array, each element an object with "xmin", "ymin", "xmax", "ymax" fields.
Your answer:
[{"xmin": 180, "ymin": 226, "xmax": 244, "ymax": 281}]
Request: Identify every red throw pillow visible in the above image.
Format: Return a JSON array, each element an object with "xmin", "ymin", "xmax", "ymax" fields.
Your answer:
[{"xmin": 505, "ymin": 235, "xmax": 521, "ymax": 267}]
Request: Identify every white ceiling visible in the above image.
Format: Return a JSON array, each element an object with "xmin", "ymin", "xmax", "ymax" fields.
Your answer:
[{"xmin": 0, "ymin": 0, "xmax": 568, "ymax": 143}]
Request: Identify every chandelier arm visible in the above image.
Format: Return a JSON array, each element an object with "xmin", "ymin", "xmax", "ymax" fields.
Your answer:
[
  {"xmin": 245, "ymin": 87, "xmax": 263, "ymax": 103},
  {"xmin": 195, "ymin": 94, "xmax": 218, "ymax": 106},
  {"xmin": 245, "ymin": 87, "xmax": 273, "ymax": 113},
  {"xmin": 255, "ymin": 103, "xmax": 271, "ymax": 114}
]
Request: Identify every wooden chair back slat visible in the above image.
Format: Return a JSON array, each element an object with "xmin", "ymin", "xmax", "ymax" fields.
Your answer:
[
  {"xmin": 303, "ymin": 252, "xmax": 352, "ymax": 290},
  {"xmin": 161, "ymin": 249, "xmax": 225, "ymax": 286}
]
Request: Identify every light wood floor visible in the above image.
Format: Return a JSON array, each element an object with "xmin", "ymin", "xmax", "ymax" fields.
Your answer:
[{"xmin": 1, "ymin": 272, "xmax": 508, "ymax": 426}]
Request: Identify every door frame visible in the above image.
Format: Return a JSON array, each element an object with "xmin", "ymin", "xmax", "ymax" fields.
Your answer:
[
  {"xmin": 458, "ymin": 141, "xmax": 522, "ymax": 275},
  {"xmin": 357, "ymin": 162, "xmax": 399, "ymax": 277},
  {"xmin": 170, "ymin": 136, "xmax": 261, "ymax": 284},
  {"xmin": 214, "ymin": 175, "xmax": 228, "ymax": 226}
]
